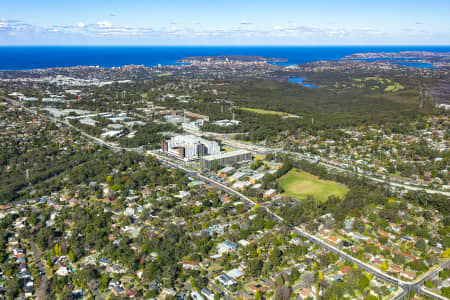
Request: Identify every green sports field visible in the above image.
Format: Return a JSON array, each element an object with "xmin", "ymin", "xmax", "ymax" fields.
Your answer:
[
  {"xmin": 277, "ymin": 169, "xmax": 349, "ymax": 202},
  {"xmin": 239, "ymin": 107, "xmax": 292, "ymax": 116}
]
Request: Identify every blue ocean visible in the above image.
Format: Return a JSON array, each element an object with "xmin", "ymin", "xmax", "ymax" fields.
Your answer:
[{"xmin": 0, "ymin": 46, "xmax": 449, "ymax": 70}]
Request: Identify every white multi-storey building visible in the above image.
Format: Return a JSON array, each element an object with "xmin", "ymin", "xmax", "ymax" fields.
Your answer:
[{"xmin": 161, "ymin": 135, "xmax": 220, "ymax": 161}]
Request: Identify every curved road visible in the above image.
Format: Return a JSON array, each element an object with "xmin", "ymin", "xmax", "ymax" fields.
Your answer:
[
  {"xmin": 196, "ymin": 171, "xmax": 449, "ymax": 299},
  {"xmin": 282, "ymin": 151, "xmax": 450, "ymax": 197},
  {"xmin": 4, "ymin": 96, "xmax": 449, "ymax": 299}
]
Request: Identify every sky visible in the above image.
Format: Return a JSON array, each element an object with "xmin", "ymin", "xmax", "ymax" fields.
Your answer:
[{"xmin": 0, "ymin": 0, "xmax": 449, "ymax": 45}]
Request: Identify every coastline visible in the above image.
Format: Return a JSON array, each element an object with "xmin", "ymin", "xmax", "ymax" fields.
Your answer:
[{"xmin": 1, "ymin": 45, "xmax": 450, "ymax": 71}]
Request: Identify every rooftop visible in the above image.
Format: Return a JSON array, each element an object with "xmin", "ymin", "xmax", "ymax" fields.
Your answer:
[{"xmin": 201, "ymin": 149, "xmax": 251, "ymax": 161}]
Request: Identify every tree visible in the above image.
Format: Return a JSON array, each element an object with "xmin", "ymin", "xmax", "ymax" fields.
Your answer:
[
  {"xmin": 324, "ymin": 282, "xmax": 345, "ymax": 300},
  {"xmin": 248, "ymin": 258, "xmax": 263, "ymax": 277},
  {"xmin": 5, "ymin": 279, "xmax": 20, "ymax": 300},
  {"xmin": 54, "ymin": 243, "xmax": 62, "ymax": 256},
  {"xmin": 192, "ymin": 276, "xmax": 208, "ymax": 290},
  {"xmin": 99, "ymin": 273, "xmax": 109, "ymax": 290},
  {"xmin": 358, "ymin": 275, "xmax": 370, "ymax": 290},
  {"xmin": 37, "ymin": 227, "xmax": 53, "ymax": 249},
  {"xmin": 415, "ymin": 239, "xmax": 427, "ymax": 252},
  {"xmin": 408, "ymin": 259, "xmax": 427, "ymax": 272},
  {"xmin": 275, "ymin": 275, "xmax": 284, "ymax": 287},
  {"xmin": 68, "ymin": 249, "xmax": 75, "ymax": 262},
  {"xmin": 266, "ymin": 153, "xmax": 275, "ymax": 161},
  {"xmin": 318, "ymin": 271, "xmax": 324, "ymax": 281},
  {"xmin": 393, "ymin": 254, "xmax": 406, "ymax": 265},
  {"xmin": 425, "ymin": 280, "xmax": 434, "ymax": 288},
  {"xmin": 269, "ymin": 247, "xmax": 282, "ymax": 266},
  {"xmin": 353, "ymin": 219, "xmax": 366, "ymax": 233},
  {"xmin": 290, "ymin": 268, "xmax": 300, "ymax": 282},
  {"xmin": 442, "ymin": 287, "xmax": 450, "ymax": 298}
]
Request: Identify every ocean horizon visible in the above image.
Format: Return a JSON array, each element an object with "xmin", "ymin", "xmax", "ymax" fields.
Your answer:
[{"xmin": 1, "ymin": 45, "xmax": 450, "ymax": 71}]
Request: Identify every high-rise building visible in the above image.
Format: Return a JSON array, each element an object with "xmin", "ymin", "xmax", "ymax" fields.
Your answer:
[{"xmin": 161, "ymin": 135, "xmax": 220, "ymax": 161}]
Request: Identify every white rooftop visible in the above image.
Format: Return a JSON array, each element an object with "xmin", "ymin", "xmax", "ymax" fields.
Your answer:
[{"xmin": 202, "ymin": 149, "xmax": 251, "ymax": 161}]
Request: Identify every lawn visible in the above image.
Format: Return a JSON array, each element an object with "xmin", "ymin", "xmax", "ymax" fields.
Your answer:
[
  {"xmin": 222, "ymin": 146, "xmax": 236, "ymax": 152},
  {"xmin": 253, "ymin": 154, "xmax": 266, "ymax": 161},
  {"xmin": 239, "ymin": 107, "xmax": 292, "ymax": 116},
  {"xmin": 157, "ymin": 72, "xmax": 173, "ymax": 77},
  {"xmin": 278, "ymin": 169, "xmax": 349, "ymax": 202},
  {"xmin": 350, "ymin": 77, "xmax": 404, "ymax": 93},
  {"xmin": 384, "ymin": 82, "xmax": 404, "ymax": 92}
]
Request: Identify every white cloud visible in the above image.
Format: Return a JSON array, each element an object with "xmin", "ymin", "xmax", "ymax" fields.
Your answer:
[
  {"xmin": 358, "ymin": 27, "xmax": 374, "ymax": 31},
  {"xmin": 0, "ymin": 19, "xmax": 33, "ymax": 33},
  {"xmin": 96, "ymin": 21, "xmax": 112, "ymax": 28},
  {"xmin": 0, "ymin": 18, "xmax": 448, "ymax": 44},
  {"xmin": 270, "ymin": 25, "xmax": 324, "ymax": 37},
  {"xmin": 0, "ymin": 19, "xmax": 20, "ymax": 23}
]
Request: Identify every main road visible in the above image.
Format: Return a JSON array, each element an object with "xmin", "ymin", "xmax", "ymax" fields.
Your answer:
[
  {"xmin": 193, "ymin": 129, "xmax": 450, "ymax": 197},
  {"xmin": 4, "ymin": 96, "xmax": 449, "ymax": 299},
  {"xmin": 5, "ymin": 95, "xmax": 448, "ymax": 197},
  {"xmin": 284, "ymin": 151, "xmax": 450, "ymax": 197},
  {"xmin": 194, "ymin": 168, "xmax": 449, "ymax": 299}
]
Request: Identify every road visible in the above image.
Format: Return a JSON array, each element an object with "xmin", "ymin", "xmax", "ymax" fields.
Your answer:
[
  {"xmin": 4, "ymin": 96, "xmax": 449, "ymax": 197},
  {"xmin": 193, "ymin": 129, "xmax": 450, "ymax": 197},
  {"xmin": 283, "ymin": 151, "xmax": 450, "ymax": 197},
  {"xmin": 195, "ymin": 173, "xmax": 407, "ymax": 284},
  {"xmin": 30, "ymin": 241, "xmax": 50, "ymax": 300},
  {"xmin": 4, "ymin": 96, "xmax": 449, "ymax": 298},
  {"xmin": 392, "ymin": 288, "xmax": 408, "ymax": 300},
  {"xmin": 419, "ymin": 286, "xmax": 449, "ymax": 300},
  {"xmin": 195, "ymin": 168, "xmax": 449, "ymax": 298},
  {"xmin": 415, "ymin": 260, "xmax": 450, "ymax": 300},
  {"xmin": 414, "ymin": 260, "xmax": 450, "ymax": 288},
  {"xmin": 2, "ymin": 97, "xmax": 143, "ymax": 153}
]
